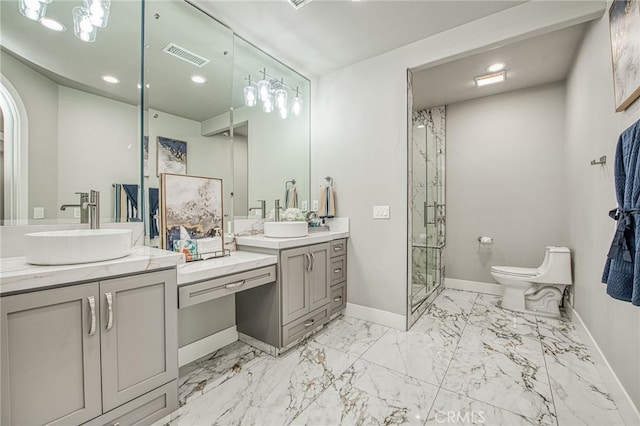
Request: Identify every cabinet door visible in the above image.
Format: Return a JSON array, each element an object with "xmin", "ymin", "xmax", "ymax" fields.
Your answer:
[
  {"xmin": 281, "ymin": 246, "xmax": 310, "ymax": 325},
  {"xmin": 1, "ymin": 284, "xmax": 102, "ymax": 426},
  {"xmin": 308, "ymin": 243, "xmax": 331, "ymax": 311},
  {"xmin": 100, "ymin": 270, "xmax": 177, "ymax": 412}
]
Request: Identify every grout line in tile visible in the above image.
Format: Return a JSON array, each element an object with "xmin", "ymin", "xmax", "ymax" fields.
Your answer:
[{"xmin": 535, "ymin": 316, "xmax": 560, "ymax": 426}]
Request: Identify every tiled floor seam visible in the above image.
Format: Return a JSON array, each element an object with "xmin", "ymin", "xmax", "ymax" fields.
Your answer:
[{"xmin": 535, "ymin": 317, "xmax": 561, "ymax": 426}]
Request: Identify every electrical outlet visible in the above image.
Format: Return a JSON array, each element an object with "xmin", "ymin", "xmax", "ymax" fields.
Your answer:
[
  {"xmin": 301, "ymin": 200, "xmax": 308, "ymax": 211},
  {"xmin": 73, "ymin": 207, "xmax": 81, "ymax": 219},
  {"xmin": 33, "ymin": 207, "xmax": 44, "ymax": 219},
  {"xmin": 312, "ymin": 200, "xmax": 318, "ymax": 211},
  {"xmin": 373, "ymin": 205, "xmax": 390, "ymax": 219}
]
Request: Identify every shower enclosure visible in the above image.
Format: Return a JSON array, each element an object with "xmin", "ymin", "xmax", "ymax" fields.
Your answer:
[{"xmin": 407, "ymin": 105, "xmax": 446, "ymax": 327}]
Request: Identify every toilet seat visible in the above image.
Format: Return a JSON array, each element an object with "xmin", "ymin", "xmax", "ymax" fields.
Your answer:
[{"xmin": 490, "ymin": 266, "xmax": 538, "ymax": 278}]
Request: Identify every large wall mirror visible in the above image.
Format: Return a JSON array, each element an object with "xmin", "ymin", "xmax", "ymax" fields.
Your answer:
[
  {"xmin": 1, "ymin": 0, "xmax": 311, "ymax": 241},
  {"xmin": 0, "ymin": 0, "xmax": 142, "ymax": 225}
]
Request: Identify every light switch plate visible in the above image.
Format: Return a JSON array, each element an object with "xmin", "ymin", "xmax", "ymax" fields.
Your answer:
[
  {"xmin": 373, "ymin": 205, "xmax": 390, "ymax": 219},
  {"xmin": 73, "ymin": 207, "xmax": 81, "ymax": 218},
  {"xmin": 312, "ymin": 200, "xmax": 319, "ymax": 211},
  {"xmin": 301, "ymin": 200, "xmax": 308, "ymax": 211},
  {"xmin": 33, "ymin": 207, "xmax": 44, "ymax": 219}
]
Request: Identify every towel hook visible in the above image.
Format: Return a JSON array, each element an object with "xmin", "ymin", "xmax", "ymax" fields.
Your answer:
[
  {"xmin": 325, "ymin": 176, "xmax": 334, "ymax": 187},
  {"xmin": 590, "ymin": 155, "xmax": 607, "ymax": 166}
]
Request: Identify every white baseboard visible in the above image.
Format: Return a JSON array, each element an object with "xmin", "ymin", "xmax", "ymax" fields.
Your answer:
[
  {"xmin": 566, "ymin": 304, "xmax": 640, "ymax": 426},
  {"xmin": 344, "ymin": 302, "xmax": 406, "ymax": 330},
  {"xmin": 178, "ymin": 326, "xmax": 238, "ymax": 367},
  {"xmin": 445, "ymin": 278, "xmax": 502, "ymax": 295}
]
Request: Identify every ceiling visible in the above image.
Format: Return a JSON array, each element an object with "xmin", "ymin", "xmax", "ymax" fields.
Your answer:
[
  {"xmin": 193, "ymin": 0, "xmax": 525, "ymax": 78},
  {"xmin": 411, "ymin": 23, "xmax": 589, "ymax": 110}
]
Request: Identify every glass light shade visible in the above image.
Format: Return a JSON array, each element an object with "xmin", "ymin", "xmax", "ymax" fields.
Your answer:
[
  {"xmin": 263, "ymin": 93, "xmax": 274, "ymax": 113},
  {"xmin": 84, "ymin": 0, "xmax": 110, "ymax": 27},
  {"xmin": 244, "ymin": 85, "xmax": 257, "ymax": 107},
  {"xmin": 19, "ymin": 0, "xmax": 46, "ymax": 21},
  {"xmin": 73, "ymin": 7, "xmax": 97, "ymax": 42},
  {"xmin": 292, "ymin": 96, "xmax": 303, "ymax": 116},
  {"xmin": 257, "ymin": 79, "xmax": 271, "ymax": 102},
  {"xmin": 37, "ymin": 0, "xmax": 53, "ymax": 3},
  {"xmin": 279, "ymin": 106, "xmax": 288, "ymax": 120},
  {"xmin": 275, "ymin": 88, "xmax": 287, "ymax": 110}
]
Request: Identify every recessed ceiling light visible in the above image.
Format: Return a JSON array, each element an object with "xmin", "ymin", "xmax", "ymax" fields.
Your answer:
[
  {"xmin": 475, "ymin": 71, "xmax": 506, "ymax": 87},
  {"xmin": 486, "ymin": 62, "xmax": 506, "ymax": 73},
  {"xmin": 101, "ymin": 75, "xmax": 120, "ymax": 84},
  {"xmin": 190, "ymin": 75, "xmax": 207, "ymax": 84},
  {"xmin": 40, "ymin": 17, "xmax": 66, "ymax": 32}
]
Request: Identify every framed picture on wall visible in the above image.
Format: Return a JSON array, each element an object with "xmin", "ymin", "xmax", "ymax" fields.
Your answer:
[
  {"xmin": 157, "ymin": 136, "xmax": 187, "ymax": 176},
  {"xmin": 159, "ymin": 173, "xmax": 224, "ymax": 250},
  {"xmin": 609, "ymin": 0, "xmax": 640, "ymax": 112}
]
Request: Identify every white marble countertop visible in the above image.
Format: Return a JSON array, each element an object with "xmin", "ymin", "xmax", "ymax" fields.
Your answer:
[
  {"xmin": 235, "ymin": 230, "xmax": 349, "ymax": 250},
  {"xmin": 0, "ymin": 247, "xmax": 184, "ymax": 296},
  {"xmin": 177, "ymin": 251, "xmax": 278, "ymax": 285}
]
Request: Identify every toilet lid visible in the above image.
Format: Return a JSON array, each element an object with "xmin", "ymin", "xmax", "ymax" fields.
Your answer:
[{"xmin": 491, "ymin": 266, "xmax": 539, "ymax": 278}]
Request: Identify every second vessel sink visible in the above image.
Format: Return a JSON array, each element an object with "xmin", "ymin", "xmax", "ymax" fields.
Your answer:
[
  {"xmin": 25, "ymin": 229, "xmax": 133, "ymax": 265},
  {"xmin": 263, "ymin": 221, "xmax": 308, "ymax": 238}
]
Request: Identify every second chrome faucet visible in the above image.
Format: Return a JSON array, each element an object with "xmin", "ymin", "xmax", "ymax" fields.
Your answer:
[{"xmin": 60, "ymin": 189, "xmax": 100, "ymax": 228}]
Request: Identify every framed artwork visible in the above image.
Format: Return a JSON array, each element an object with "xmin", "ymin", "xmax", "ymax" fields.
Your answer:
[
  {"xmin": 160, "ymin": 173, "xmax": 224, "ymax": 250},
  {"xmin": 609, "ymin": 0, "xmax": 640, "ymax": 112},
  {"xmin": 157, "ymin": 136, "xmax": 187, "ymax": 176},
  {"xmin": 143, "ymin": 136, "xmax": 149, "ymax": 177}
]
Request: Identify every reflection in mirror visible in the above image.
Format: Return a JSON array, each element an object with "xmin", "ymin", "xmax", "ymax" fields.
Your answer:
[
  {"xmin": 228, "ymin": 36, "xmax": 310, "ymax": 219},
  {"xmin": 0, "ymin": 0, "xmax": 142, "ymax": 225},
  {"xmin": 143, "ymin": 1, "xmax": 233, "ymax": 245}
]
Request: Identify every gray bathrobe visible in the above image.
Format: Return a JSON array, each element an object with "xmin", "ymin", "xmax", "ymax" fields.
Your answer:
[{"xmin": 602, "ymin": 118, "xmax": 640, "ymax": 306}]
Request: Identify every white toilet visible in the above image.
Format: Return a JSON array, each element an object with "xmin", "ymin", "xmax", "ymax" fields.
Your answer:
[{"xmin": 490, "ymin": 246, "xmax": 572, "ymax": 318}]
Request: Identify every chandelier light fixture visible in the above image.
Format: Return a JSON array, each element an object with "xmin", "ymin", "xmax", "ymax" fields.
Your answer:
[
  {"xmin": 243, "ymin": 68, "xmax": 303, "ymax": 120},
  {"xmin": 84, "ymin": 0, "xmax": 110, "ymax": 28},
  {"xmin": 72, "ymin": 0, "xmax": 110, "ymax": 42},
  {"xmin": 18, "ymin": 0, "xmax": 49, "ymax": 21}
]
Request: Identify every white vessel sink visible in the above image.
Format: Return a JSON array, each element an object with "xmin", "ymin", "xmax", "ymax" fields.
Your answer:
[
  {"xmin": 25, "ymin": 229, "xmax": 133, "ymax": 265},
  {"xmin": 263, "ymin": 221, "xmax": 308, "ymax": 238}
]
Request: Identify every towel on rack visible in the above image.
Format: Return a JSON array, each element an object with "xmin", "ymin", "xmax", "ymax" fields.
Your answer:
[
  {"xmin": 286, "ymin": 187, "xmax": 298, "ymax": 209},
  {"xmin": 149, "ymin": 188, "xmax": 159, "ymax": 239},
  {"xmin": 602, "ymin": 118, "xmax": 640, "ymax": 306},
  {"xmin": 318, "ymin": 185, "xmax": 336, "ymax": 218},
  {"xmin": 113, "ymin": 184, "xmax": 140, "ymax": 222}
]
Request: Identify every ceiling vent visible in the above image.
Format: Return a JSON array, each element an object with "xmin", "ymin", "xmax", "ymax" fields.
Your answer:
[
  {"xmin": 162, "ymin": 43, "xmax": 210, "ymax": 68},
  {"xmin": 287, "ymin": 0, "xmax": 314, "ymax": 9}
]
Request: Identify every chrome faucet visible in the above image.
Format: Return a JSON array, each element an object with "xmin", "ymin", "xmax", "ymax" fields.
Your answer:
[
  {"xmin": 60, "ymin": 192, "xmax": 89, "ymax": 224},
  {"xmin": 248, "ymin": 200, "xmax": 266, "ymax": 218},
  {"xmin": 274, "ymin": 199, "xmax": 281, "ymax": 222},
  {"xmin": 82, "ymin": 190, "xmax": 100, "ymax": 229}
]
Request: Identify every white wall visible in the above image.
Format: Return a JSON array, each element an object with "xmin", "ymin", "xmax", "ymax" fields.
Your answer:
[
  {"xmin": 446, "ymin": 82, "xmax": 568, "ymax": 283},
  {"xmin": 312, "ymin": 1, "xmax": 604, "ymax": 319},
  {"xmin": 565, "ymin": 11, "xmax": 640, "ymax": 411}
]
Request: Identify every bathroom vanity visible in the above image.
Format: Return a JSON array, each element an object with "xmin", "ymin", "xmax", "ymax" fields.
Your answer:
[{"xmin": 0, "ymin": 248, "xmax": 183, "ymax": 426}]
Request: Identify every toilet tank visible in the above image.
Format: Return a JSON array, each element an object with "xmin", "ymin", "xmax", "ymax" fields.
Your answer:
[{"xmin": 535, "ymin": 246, "xmax": 572, "ymax": 284}]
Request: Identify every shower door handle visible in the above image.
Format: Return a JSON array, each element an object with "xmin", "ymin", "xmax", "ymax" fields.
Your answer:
[{"xmin": 423, "ymin": 202, "xmax": 428, "ymax": 228}]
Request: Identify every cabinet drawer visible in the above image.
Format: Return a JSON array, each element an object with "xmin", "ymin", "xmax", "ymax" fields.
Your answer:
[
  {"xmin": 330, "ymin": 283, "xmax": 346, "ymax": 315},
  {"xmin": 330, "ymin": 256, "xmax": 346, "ymax": 286},
  {"xmin": 282, "ymin": 305, "xmax": 330, "ymax": 348},
  {"xmin": 330, "ymin": 239, "xmax": 346, "ymax": 258},
  {"xmin": 84, "ymin": 380, "xmax": 177, "ymax": 426},
  {"xmin": 179, "ymin": 266, "xmax": 276, "ymax": 308}
]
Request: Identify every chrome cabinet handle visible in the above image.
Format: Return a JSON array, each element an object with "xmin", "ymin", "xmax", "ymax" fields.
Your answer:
[
  {"xmin": 303, "ymin": 319, "xmax": 315, "ymax": 327},
  {"xmin": 305, "ymin": 253, "xmax": 311, "ymax": 272},
  {"xmin": 334, "ymin": 268, "xmax": 342, "ymax": 273},
  {"xmin": 224, "ymin": 280, "xmax": 245, "ymax": 289},
  {"xmin": 333, "ymin": 296, "xmax": 342, "ymax": 302},
  {"xmin": 88, "ymin": 296, "xmax": 96, "ymax": 336},
  {"xmin": 333, "ymin": 246, "xmax": 342, "ymax": 251},
  {"xmin": 105, "ymin": 292, "xmax": 113, "ymax": 331},
  {"xmin": 310, "ymin": 252, "xmax": 315, "ymax": 271}
]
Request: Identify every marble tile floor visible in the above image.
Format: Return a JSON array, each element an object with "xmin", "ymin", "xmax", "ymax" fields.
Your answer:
[{"xmin": 161, "ymin": 289, "xmax": 628, "ymax": 426}]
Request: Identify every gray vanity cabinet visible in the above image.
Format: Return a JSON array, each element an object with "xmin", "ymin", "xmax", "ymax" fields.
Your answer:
[
  {"xmin": 0, "ymin": 269, "xmax": 178, "ymax": 426},
  {"xmin": 281, "ymin": 242, "xmax": 330, "ymax": 325},
  {"xmin": 1, "ymin": 283, "xmax": 102, "ymax": 426}
]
